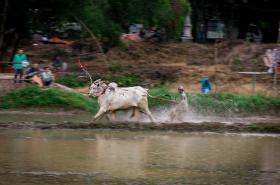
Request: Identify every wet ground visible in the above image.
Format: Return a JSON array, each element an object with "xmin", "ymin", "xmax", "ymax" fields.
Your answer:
[
  {"xmin": 0, "ymin": 129, "xmax": 280, "ymax": 185},
  {"xmin": 0, "ymin": 110, "xmax": 280, "ymax": 133}
]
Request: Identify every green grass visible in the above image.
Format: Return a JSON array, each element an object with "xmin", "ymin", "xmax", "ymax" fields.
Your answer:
[
  {"xmin": 188, "ymin": 93, "xmax": 280, "ymax": 114},
  {"xmin": 148, "ymin": 87, "xmax": 178, "ymax": 107},
  {"xmin": 149, "ymin": 87, "xmax": 280, "ymax": 114},
  {"xmin": 55, "ymin": 74, "xmax": 87, "ymax": 88},
  {"xmin": 56, "ymin": 74, "xmax": 142, "ymax": 88},
  {"xmin": 0, "ymin": 86, "xmax": 99, "ymax": 113},
  {"xmin": 0, "ymin": 86, "xmax": 279, "ymax": 115},
  {"xmin": 106, "ymin": 74, "xmax": 142, "ymax": 87}
]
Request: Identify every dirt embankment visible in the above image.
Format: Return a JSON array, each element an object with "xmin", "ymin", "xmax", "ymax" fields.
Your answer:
[
  {"xmin": 100, "ymin": 40, "xmax": 276, "ymax": 95},
  {"xmin": 1, "ymin": 40, "xmax": 278, "ymax": 95},
  {"xmin": 0, "ymin": 110, "xmax": 280, "ymax": 133},
  {"xmin": 1, "ymin": 119, "xmax": 280, "ymax": 133}
]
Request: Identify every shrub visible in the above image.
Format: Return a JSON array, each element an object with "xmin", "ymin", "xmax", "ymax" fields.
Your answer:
[
  {"xmin": 107, "ymin": 74, "xmax": 142, "ymax": 87},
  {"xmin": 56, "ymin": 75, "xmax": 87, "ymax": 88}
]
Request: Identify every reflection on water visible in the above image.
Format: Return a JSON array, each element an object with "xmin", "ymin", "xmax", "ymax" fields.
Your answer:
[{"xmin": 0, "ymin": 129, "xmax": 280, "ymax": 185}]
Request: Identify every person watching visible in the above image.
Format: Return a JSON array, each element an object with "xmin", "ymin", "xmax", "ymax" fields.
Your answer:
[{"xmin": 12, "ymin": 49, "xmax": 27, "ymax": 83}]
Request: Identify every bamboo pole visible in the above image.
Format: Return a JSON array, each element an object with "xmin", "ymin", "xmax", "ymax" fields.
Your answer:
[
  {"xmin": 72, "ymin": 15, "xmax": 106, "ymax": 60},
  {"xmin": 71, "ymin": 15, "xmax": 110, "ymax": 81}
]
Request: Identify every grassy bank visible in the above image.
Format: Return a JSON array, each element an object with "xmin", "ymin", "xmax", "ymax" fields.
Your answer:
[
  {"xmin": 0, "ymin": 86, "xmax": 98, "ymax": 113},
  {"xmin": 188, "ymin": 93, "xmax": 280, "ymax": 115},
  {"xmin": 149, "ymin": 88, "xmax": 280, "ymax": 115},
  {"xmin": 0, "ymin": 86, "xmax": 167, "ymax": 113},
  {"xmin": 0, "ymin": 86, "xmax": 280, "ymax": 115}
]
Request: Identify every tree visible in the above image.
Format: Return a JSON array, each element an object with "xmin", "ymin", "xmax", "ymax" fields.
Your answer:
[
  {"xmin": 0, "ymin": 0, "xmax": 8, "ymax": 51},
  {"xmin": 0, "ymin": 0, "xmax": 191, "ymax": 60}
]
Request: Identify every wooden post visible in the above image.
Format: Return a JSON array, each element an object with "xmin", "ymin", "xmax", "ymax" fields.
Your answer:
[
  {"xmin": 276, "ymin": 21, "xmax": 280, "ymax": 95},
  {"xmin": 213, "ymin": 40, "xmax": 218, "ymax": 92},
  {"xmin": 277, "ymin": 21, "xmax": 280, "ymax": 43},
  {"xmin": 252, "ymin": 73, "xmax": 256, "ymax": 93},
  {"xmin": 273, "ymin": 63, "xmax": 278, "ymax": 95}
]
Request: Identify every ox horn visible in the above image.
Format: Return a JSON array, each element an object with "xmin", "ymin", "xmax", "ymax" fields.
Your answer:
[{"xmin": 78, "ymin": 59, "xmax": 93, "ymax": 84}]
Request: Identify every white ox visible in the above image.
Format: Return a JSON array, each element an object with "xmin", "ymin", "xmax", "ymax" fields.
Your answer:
[{"xmin": 89, "ymin": 79, "xmax": 155, "ymax": 122}]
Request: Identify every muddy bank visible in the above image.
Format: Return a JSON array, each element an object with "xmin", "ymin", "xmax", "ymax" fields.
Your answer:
[
  {"xmin": 1, "ymin": 113, "xmax": 280, "ymax": 133},
  {"xmin": 1, "ymin": 121, "xmax": 280, "ymax": 133}
]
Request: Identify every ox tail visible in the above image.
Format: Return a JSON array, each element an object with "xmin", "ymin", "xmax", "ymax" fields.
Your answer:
[{"xmin": 147, "ymin": 93, "xmax": 178, "ymax": 104}]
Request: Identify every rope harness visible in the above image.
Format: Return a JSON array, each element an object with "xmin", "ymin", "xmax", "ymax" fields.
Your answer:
[{"xmin": 148, "ymin": 94, "xmax": 179, "ymax": 104}]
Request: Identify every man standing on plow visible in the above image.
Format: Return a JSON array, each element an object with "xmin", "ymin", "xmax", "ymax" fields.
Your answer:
[{"xmin": 169, "ymin": 85, "xmax": 189, "ymax": 122}]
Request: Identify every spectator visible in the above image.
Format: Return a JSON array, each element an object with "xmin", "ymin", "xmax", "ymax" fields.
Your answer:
[
  {"xmin": 275, "ymin": 46, "xmax": 280, "ymax": 62},
  {"xmin": 140, "ymin": 27, "xmax": 146, "ymax": 38},
  {"xmin": 61, "ymin": 61, "xmax": 68, "ymax": 72},
  {"xmin": 52, "ymin": 56, "xmax": 63, "ymax": 70},
  {"xmin": 40, "ymin": 66, "xmax": 53, "ymax": 87},
  {"xmin": 25, "ymin": 63, "xmax": 40, "ymax": 82},
  {"xmin": 271, "ymin": 47, "xmax": 280, "ymax": 74},
  {"xmin": 263, "ymin": 49, "xmax": 275, "ymax": 73},
  {"xmin": 197, "ymin": 23, "xmax": 206, "ymax": 43},
  {"xmin": 146, "ymin": 27, "xmax": 161, "ymax": 42},
  {"xmin": 51, "ymin": 56, "xmax": 63, "ymax": 80},
  {"xmin": 12, "ymin": 49, "xmax": 27, "ymax": 83},
  {"xmin": 201, "ymin": 77, "xmax": 212, "ymax": 94},
  {"xmin": 25, "ymin": 63, "xmax": 44, "ymax": 87}
]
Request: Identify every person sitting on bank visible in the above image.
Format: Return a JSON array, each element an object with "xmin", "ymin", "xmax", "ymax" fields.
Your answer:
[
  {"xmin": 201, "ymin": 77, "xmax": 212, "ymax": 94},
  {"xmin": 12, "ymin": 49, "xmax": 27, "ymax": 83},
  {"xmin": 24, "ymin": 63, "xmax": 44, "ymax": 87},
  {"xmin": 40, "ymin": 66, "xmax": 53, "ymax": 87},
  {"xmin": 25, "ymin": 63, "xmax": 40, "ymax": 82}
]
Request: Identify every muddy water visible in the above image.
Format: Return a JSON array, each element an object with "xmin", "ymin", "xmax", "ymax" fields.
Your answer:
[{"xmin": 0, "ymin": 129, "xmax": 280, "ymax": 185}]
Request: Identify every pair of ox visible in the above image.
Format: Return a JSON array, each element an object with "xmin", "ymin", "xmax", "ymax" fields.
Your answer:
[{"xmin": 88, "ymin": 79, "xmax": 155, "ymax": 122}]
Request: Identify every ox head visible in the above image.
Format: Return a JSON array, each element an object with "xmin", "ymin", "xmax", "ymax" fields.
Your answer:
[{"xmin": 89, "ymin": 79, "xmax": 108, "ymax": 97}]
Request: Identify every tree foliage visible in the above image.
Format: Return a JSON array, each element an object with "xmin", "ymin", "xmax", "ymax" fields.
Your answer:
[{"xmin": 0, "ymin": 0, "xmax": 191, "ymax": 53}]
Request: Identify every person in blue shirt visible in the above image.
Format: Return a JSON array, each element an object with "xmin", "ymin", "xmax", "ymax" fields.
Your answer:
[
  {"xmin": 201, "ymin": 77, "xmax": 212, "ymax": 94},
  {"xmin": 13, "ymin": 49, "xmax": 27, "ymax": 83}
]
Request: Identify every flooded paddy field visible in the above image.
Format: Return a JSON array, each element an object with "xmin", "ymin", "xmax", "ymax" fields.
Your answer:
[{"xmin": 0, "ymin": 129, "xmax": 280, "ymax": 185}]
